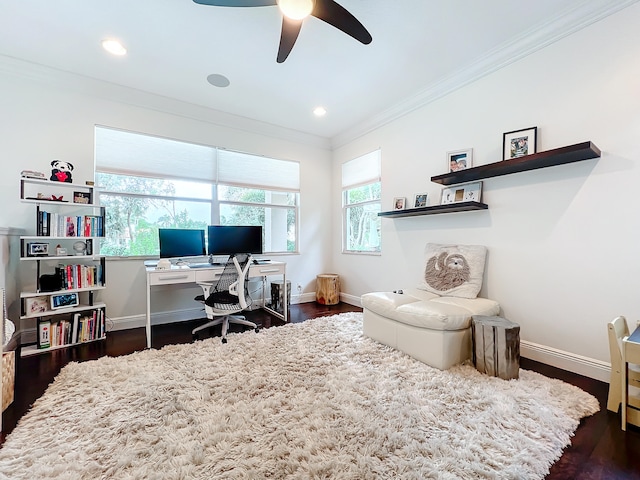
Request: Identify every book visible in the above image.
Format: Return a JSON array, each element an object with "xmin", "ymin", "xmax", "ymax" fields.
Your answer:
[
  {"xmin": 71, "ymin": 313, "xmax": 80, "ymax": 344},
  {"xmin": 38, "ymin": 320, "xmax": 51, "ymax": 349}
]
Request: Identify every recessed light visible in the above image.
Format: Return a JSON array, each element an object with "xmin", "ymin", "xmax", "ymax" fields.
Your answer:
[
  {"xmin": 313, "ymin": 106, "xmax": 327, "ymax": 117},
  {"xmin": 102, "ymin": 39, "xmax": 127, "ymax": 56},
  {"xmin": 207, "ymin": 74, "xmax": 230, "ymax": 88}
]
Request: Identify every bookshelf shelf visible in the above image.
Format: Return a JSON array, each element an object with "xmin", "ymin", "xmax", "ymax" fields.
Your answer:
[
  {"xmin": 20, "ymin": 334, "xmax": 105, "ymax": 357},
  {"xmin": 20, "ymin": 302, "xmax": 106, "ymax": 320}
]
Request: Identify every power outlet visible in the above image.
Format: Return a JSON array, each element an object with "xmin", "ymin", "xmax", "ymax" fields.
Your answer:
[{"xmin": 297, "ymin": 283, "xmax": 302, "ymax": 294}]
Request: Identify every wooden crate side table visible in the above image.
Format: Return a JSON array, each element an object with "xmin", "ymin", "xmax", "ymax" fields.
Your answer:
[{"xmin": 472, "ymin": 315, "xmax": 520, "ymax": 380}]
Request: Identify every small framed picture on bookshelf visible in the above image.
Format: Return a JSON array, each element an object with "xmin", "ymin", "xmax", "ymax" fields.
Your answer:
[
  {"xmin": 26, "ymin": 296, "xmax": 49, "ymax": 315},
  {"xmin": 37, "ymin": 319, "xmax": 51, "ymax": 349},
  {"xmin": 73, "ymin": 191, "xmax": 92, "ymax": 204},
  {"xmin": 503, "ymin": 126, "xmax": 537, "ymax": 160},
  {"xmin": 27, "ymin": 242, "xmax": 49, "ymax": 257},
  {"xmin": 447, "ymin": 148, "xmax": 473, "ymax": 172},
  {"xmin": 393, "ymin": 197, "xmax": 406, "ymax": 210},
  {"xmin": 50, "ymin": 292, "xmax": 79, "ymax": 310},
  {"xmin": 413, "ymin": 193, "xmax": 428, "ymax": 208}
]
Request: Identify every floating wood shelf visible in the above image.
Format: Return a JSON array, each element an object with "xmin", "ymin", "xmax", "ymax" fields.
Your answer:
[
  {"xmin": 378, "ymin": 201, "xmax": 488, "ymax": 218},
  {"xmin": 430, "ymin": 141, "xmax": 601, "ymax": 186}
]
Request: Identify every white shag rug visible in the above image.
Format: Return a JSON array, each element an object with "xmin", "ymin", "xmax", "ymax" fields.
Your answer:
[{"xmin": 0, "ymin": 312, "xmax": 599, "ymax": 480}]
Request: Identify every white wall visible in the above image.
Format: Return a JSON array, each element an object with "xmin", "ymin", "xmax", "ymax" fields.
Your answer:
[
  {"xmin": 0, "ymin": 66, "xmax": 332, "ymax": 335},
  {"xmin": 332, "ymin": 4, "xmax": 640, "ymax": 379}
]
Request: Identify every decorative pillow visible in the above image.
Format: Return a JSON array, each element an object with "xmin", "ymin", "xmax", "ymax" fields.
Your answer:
[{"xmin": 417, "ymin": 243, "xmax": 487, "ymax": 299}]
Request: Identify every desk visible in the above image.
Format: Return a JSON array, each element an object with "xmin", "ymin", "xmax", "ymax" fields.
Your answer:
[
  {"xmin": 622, "ymin": 324, "xmax": 640, "ymax": 430},
  {"xmin": 145, "ymin": 261, "xmax": 287, "ymax": 349}
]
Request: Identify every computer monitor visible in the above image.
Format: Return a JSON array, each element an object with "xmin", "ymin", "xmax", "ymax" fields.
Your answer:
[
  {"xmin": 207, "ymin": 225, "xmax": 263, "ymax": 256},
  {"xmin": 158, "ymin": 228, "xmax": 206, "ymax": 259}
]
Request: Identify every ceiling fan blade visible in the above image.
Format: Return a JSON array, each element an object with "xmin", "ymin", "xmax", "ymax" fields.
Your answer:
[
  {"xmin": 311, "ymin": 0, "xmax": 372, "ymax": 45},
  {"xmin": 192, "ymin": 0, "xmax": 276, "ymax": 6},
  {"xmin": 277, "ymin": 18, "xmax": 303, "ymax": 63}
]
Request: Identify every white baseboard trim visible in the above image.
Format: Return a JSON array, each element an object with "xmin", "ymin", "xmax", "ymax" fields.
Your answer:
[
  {"xmin": 520, "ymin": 340, "xmax": 610, "ymax": 383},
  {"xmin": 340, "ymin": 293, "xmax": 362, "ymax": 307},
  {"xmin": 108, "ymin": 294, "xmax": 314, "ymax": 332},
  {"xmin": 297, "ymin": 292, "xmax": 316, "ymax": 304},
  {"xmin": 17, "ymin": 298, "xmax": 612, "ymax": 384}
]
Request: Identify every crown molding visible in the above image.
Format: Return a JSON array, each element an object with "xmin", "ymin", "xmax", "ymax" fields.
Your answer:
[
  {"xmin": 0, "ymin": 55, "xmax": 332, "ymax": 151},
  {"xmin": 331, "ymin": 0, "xmax": 639, "ymax": 149}
]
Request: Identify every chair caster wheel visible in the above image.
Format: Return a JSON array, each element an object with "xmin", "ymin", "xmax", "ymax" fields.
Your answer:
[{"xmin": 222, "ymin": 337, "xmax": 228, "ymax": 344}]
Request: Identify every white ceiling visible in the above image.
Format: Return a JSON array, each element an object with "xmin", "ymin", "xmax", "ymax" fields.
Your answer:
[{"xmin": 0, "ymin": 0, "xmax": 634, "ymax": 145}]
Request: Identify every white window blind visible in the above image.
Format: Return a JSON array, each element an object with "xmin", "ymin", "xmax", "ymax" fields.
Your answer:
[
  {"xmin": 95, "ymin": 126, "xmax": 216, "ymax": 182},
  {"xmin": 96, "ymin": 127, "xmax": 300, "ymax": 192},
  {"xmin": 218, "ymin": 149, "xmax": 300, "ymax": 192},
  {"xmin": 342, "ymin": 150, "xmax": 381, "ymax": 189}
]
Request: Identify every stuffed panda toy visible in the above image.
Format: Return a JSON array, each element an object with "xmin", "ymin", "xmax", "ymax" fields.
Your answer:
[{"xmin": 50, "ymin": 160, "xmax": 74, "ymax": 183}]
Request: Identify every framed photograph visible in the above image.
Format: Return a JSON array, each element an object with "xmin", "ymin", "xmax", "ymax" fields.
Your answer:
[
  {"xmin": 447, "ymin": 148, "xmax": 473, "ymax": 172},
  {"xmin": 393, "ymin": 197, "xmax": 406, "ymax": 210},
  {"xmin": 27, "ymin": 242, "xmax": 49, "ymax": 257},
  {"xmin": 440, "ymin": 181, "xmax": 483, "ymax": 205},
  {"xmin": 413, "ymin": 193, "xmax": 428, "ymax": 208},
  {"xmin": 503, "ymin": 127, "xmax": 537, "ymax": 160},
  {"xmin": 73, "ymin": 191, "xmax": 92, "ymax": 204},
  {"xmin": 26, "ymin": 296, "xmax": 49, "ymax": 315},
  {"xmin": 50, "ymin": 292, "xmax": 79, "ymax": 310}
]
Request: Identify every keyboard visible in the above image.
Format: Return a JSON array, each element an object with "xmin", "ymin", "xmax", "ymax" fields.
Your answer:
[{"xmin": 188, "ymin": 263, "xmax": 213, "ymax": 269}]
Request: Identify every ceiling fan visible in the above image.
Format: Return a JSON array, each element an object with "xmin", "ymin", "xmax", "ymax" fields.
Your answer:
[{"xmin": 192, "ymin": 0, "xmax": 372, "ymax": 63}]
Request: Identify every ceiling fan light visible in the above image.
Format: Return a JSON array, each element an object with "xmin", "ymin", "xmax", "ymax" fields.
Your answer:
[
  {"xmin": 277, "ymin": 0, "xmax": 315, "ymax": 20},
  {"xmin": 102, "ymin": 39, "xmax": 127, "ymax": 56}
]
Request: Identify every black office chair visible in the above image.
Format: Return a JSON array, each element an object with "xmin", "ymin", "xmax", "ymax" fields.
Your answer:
[{"xmin": 193, "ymin": 253, "xmax": 259, "ymax": 343}]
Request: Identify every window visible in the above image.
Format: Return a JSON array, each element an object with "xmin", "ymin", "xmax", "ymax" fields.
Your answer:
[
  {"xmin": 95, "ymin": 126, "xmax": 299, "ymax": 257},
  {"xmin": 342, "ymin": 150, "xmax": 381, "ymax": 253}
]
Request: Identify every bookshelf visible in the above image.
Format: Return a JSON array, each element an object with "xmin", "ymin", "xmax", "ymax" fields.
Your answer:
[{"xmin": 18, "ymin": 178, "xmax": 107, "ymax": 356}]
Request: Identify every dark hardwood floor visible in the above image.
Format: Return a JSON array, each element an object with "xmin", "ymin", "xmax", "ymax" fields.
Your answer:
[{"xmin": 2, "ymin": 302, "xmax": 639, "ymax": 479}]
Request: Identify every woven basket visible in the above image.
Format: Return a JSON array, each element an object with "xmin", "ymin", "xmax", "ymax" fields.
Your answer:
[{"xmin": 2, "ymin": 351, "xmax": 15, "ymax": 411}]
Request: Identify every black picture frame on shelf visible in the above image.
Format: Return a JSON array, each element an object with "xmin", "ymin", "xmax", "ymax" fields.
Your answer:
[
  {"xmin": 503, "ymin": 126, "xmax": 537, "ymax": 160},
  {"xmin": 73, "ymin": 191, "xmax": 92, "ymax": 204}
]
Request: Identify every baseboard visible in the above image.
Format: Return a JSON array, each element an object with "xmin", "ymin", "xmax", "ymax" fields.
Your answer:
[
  {"xmin": 520, "ymin": 340, "xmax": 610, "ymax": 383},
  {"xmin": 108, "ymin": 307, "xmax": 206, "ymax": 332},
  {"xmin": 108, "ymin": 294, "xmax": 314, "ymax": 332},
  {"xmin": 297, "ymin": 292, "xmax": 316, "ymax": 304},
  {"xmin": 340, "ymin": 293, "xmax": 362, "ymax": 307},
  {"xmin": 14, "ymin": 297, "xmax": 612, "ymax": 383}
]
